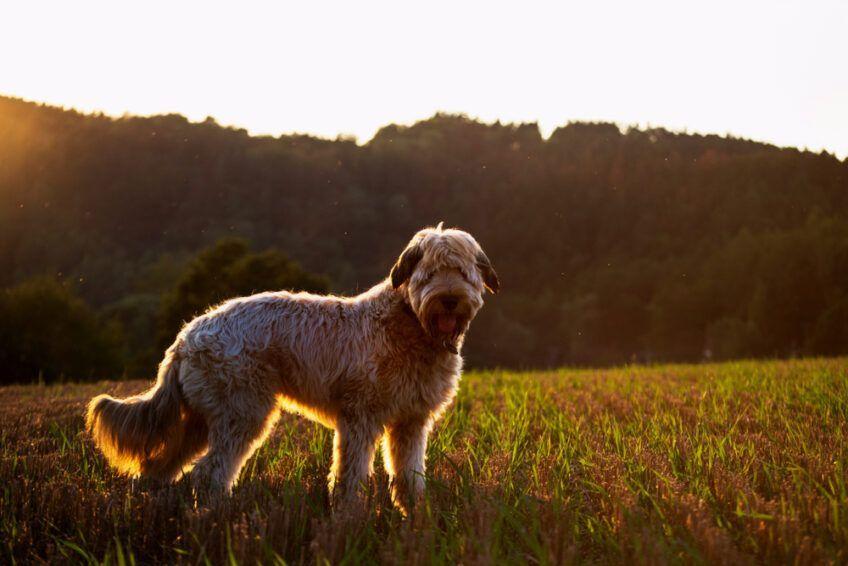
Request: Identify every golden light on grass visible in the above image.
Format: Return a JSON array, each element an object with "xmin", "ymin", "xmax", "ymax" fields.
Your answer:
[{"xmin": 2, "ymin": 358, "xmax": 846, "ymax": 563}]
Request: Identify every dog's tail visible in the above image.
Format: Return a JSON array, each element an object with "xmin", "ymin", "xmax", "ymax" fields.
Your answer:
[{"xmin": 86, "ymin": 343, "xmax": 205, "ymax": 480}]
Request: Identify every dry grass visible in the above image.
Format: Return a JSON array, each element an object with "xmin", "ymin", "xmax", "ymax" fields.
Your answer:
[{"xmin": 2, "ymin": 358, "xmax": 847, "ymax": 564}]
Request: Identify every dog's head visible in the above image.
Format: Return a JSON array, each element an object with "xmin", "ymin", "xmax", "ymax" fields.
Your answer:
[{"xmin": 390, "ymin": 223, "xmax": 499, "ymax": 353}]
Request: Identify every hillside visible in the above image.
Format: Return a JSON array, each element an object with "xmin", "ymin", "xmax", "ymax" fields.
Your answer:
[{"xmin": 1, "ymin": 96, "xmax": 847, "ymax": 371}]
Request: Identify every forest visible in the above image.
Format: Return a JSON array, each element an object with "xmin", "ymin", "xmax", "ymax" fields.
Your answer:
[{"xmin": 1, "ymin": 95, "xmax": 846, "ymax": 382}]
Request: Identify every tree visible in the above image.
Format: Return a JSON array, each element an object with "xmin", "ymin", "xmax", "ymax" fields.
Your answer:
[
  {"xmin": 0, "ymin": 278, "xmax": 122, "ymax": 383},
  {"xmin": 156, "ymin": 238, "xmax": 329, "ymax": 350}
]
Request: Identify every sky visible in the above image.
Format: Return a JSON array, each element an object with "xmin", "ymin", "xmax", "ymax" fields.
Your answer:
[{"xmin": 1, "ymin": 1, "xmax": 846, "ymax": 157}]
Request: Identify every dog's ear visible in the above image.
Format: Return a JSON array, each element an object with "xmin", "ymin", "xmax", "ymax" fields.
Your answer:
[
  {"xmin": 391, "ymin": 242, "xmax": 423, "ymax": 288},
  {"xmin": 476, "ymin": 250, "xmax": 500, "ymax": 294}
]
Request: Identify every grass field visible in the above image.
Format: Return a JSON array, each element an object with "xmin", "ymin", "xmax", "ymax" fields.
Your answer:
[{"xmin": 1, "ymin": 358, "xmax": 846, "ymax": 564}]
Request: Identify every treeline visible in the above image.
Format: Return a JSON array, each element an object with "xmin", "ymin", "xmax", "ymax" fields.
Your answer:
[
  {"xmin": 0, "ymin": 239, "xmax": 327, "ymax": 382},
  {"xmin": 1, "ymin": 95, "xmax": 846, "ymax": 380}
]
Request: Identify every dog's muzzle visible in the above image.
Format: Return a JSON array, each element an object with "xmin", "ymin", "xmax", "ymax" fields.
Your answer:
[{"xmin": 425, "ymin": 295, "xmax": 470, "ymax": 354}]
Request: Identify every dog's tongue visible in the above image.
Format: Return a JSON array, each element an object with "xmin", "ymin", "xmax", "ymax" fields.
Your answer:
[{"xmin": 437, "ymin": 313, "xmax": 458, "ymax": 334}]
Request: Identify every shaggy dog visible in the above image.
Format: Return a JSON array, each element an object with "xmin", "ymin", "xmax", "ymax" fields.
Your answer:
[{"xmin": 87, "ymin": 224, "xmax": 498, "ymax": 512}]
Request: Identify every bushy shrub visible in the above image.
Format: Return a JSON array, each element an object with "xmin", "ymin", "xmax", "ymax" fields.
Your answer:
[
  {"xmin": 156, "ymin": 238, "xmax": 329, "ymax": 350},
  {"xmin": 0, "ymin": 278, "xmax": 122, "ymax": 383}
]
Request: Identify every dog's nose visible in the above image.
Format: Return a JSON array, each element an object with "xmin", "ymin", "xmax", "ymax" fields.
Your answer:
[{"xmin": 441, "ymin": 297, "xmax": 458, "ymax": 311}]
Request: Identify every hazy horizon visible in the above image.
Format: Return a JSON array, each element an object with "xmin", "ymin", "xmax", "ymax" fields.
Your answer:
[{"xmin": 2, "ymin": 1, "xmax": 846, "ymax": 157}]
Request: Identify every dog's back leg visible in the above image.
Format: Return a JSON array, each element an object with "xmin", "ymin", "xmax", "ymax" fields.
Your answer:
[
  {"xmin": 149, "ymin": 407, "xmax": 209, "ymax": 483},
  {"xmin": 187, "ymin": 377, "xmax": 281, "ymax": 494}
]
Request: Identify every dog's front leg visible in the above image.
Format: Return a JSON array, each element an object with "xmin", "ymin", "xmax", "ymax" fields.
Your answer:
[
  {"xmin": 328, "ymin": 419, "xmax": 380, "ymax": 508},
  {"xmin": 382, "ymin": 416, "xmax": 432, "ymax": 515}
]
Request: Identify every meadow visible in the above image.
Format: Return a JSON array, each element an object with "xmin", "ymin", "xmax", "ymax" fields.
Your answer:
[{"xmin": 1, "ymin": 358, "xmax": 846, "ymax": 564}]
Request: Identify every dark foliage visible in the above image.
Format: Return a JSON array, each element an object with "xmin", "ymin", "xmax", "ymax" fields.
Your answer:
[
  {"xmin": 0, "ymin": 278, "xmax": 121, "ymax": 383},
  {"xmin": 1, "ymin": 95, "xmax": 846, "ymax": 374},
  {"xmin": 157, "ymin": 237, "xmax": 329, "ymax": 350}
]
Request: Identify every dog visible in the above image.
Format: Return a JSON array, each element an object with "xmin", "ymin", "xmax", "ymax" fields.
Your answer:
[{"xmin": 87, "ymin": 223, "xmax": 498, "ymax": 512}]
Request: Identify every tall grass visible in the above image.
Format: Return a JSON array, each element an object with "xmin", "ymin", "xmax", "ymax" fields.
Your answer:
[{"xmin": 1, "ymin": 358, "xmax": 846, "ymax": 564}]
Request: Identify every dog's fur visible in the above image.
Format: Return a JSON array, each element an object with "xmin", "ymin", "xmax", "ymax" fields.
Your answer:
[{"xmin": 87, "ymin": 224, "xmax": 498, "ymax": 512}]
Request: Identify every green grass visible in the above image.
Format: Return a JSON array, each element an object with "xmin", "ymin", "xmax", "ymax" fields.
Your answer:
[{"xmin": 1, "ymin": 358, "xmax": 847, "ymax": 564}]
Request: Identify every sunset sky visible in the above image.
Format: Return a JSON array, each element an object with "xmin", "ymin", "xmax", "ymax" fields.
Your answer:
[{"xmin": 1, "ymin": 0, "xmax": 846, "ymax": 156}]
